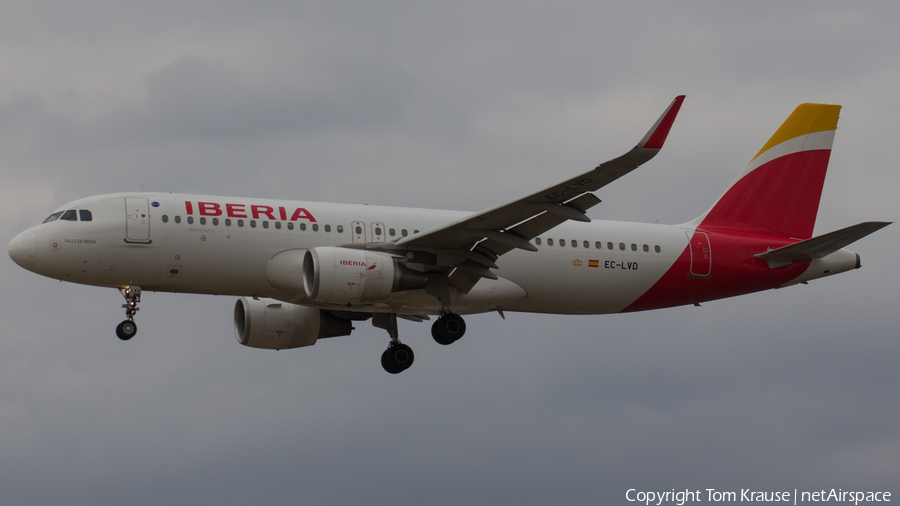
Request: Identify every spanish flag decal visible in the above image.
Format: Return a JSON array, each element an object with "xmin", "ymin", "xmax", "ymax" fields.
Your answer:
[{"xmin": 588, "ymin": 260, "xmax": 599, "ymax": 268}]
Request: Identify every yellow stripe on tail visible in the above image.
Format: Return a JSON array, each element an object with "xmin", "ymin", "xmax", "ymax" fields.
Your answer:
[{"xmin": 751, "ymin": 103, "xmax": 841, "ymax": 163}]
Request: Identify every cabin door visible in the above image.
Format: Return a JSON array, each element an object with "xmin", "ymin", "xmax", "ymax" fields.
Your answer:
[
  {"xmin": 125, "ymin": 197, "xmax": 151, "ymax": 243},
  {"xmin": 687, "ymin": 231, "xmax": 711, "ymax": 277}
]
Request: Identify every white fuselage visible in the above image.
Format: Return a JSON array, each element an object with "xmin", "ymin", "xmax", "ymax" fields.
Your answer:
[{"xmin": 11, "ymin": 192, "xmax": 693, "ymax": 316}]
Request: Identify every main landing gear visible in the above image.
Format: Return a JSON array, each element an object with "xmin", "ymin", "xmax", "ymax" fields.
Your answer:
[
  {"xmin": 373, "ymin": 313, "xmax": 414, "ymax": 374},
  {"xmin": 431, "ymin": 313, "xmax": 466, "ymax": 345},
  {"xmin": 373, "ymin": 312, "xmax": 468, "ymax": 373},
  {"xmin": 116, "ymin": 286, "xmax": 141, "ymax": 341}
]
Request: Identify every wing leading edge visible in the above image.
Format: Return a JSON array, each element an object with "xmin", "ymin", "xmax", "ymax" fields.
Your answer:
[{"xmin": 387, "ymin": 95, "xmax": 686, "ymax": 293}]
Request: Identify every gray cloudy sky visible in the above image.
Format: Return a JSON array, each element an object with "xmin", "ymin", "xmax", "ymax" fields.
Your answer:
[{"xmin": 2, "ymin": 2, "xmax": 898, "ymax": 505}]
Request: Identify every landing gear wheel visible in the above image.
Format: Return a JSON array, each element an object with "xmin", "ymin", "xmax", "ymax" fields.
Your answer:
[
  {"xmin": 381, "ymin": 343, "xmax": 415, "ymax": 374},
  {"xmin": 117, "ymin": 286, "xmax": 142, "ymax": 341},
  {"xmin": 432, "ymin": 313, "xmax": 466, "ymax": 345},
  {"xmin": 116, "ymin": 320, "xmax": 137, "ymax": 340}
]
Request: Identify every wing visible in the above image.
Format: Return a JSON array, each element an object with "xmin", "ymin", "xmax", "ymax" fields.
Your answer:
[{"xmin": 385, "ymin": 95, "xmax": 686, "ymax": 293}]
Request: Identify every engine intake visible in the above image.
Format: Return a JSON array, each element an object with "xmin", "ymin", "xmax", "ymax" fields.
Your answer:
[{"xmin": 234, "ymin": 297, "xmax": 352, "ymax": 350}]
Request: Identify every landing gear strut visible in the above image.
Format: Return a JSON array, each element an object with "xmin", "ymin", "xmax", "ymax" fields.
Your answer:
[
  {"xmin": 373, "ymin": 313, "xmax": 414, "ymax": 374},
  {"xmin": 116, "ymin": 286, "xmax": 141, "ymax": 341},
  {"xmin": 432, "ymin": 313, "xmax": 466, "ymax": 345}
]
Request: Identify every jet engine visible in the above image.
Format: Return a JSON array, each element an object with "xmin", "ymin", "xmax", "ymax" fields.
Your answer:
[
  {"xmin": 234, "ymin": 297, "xmax": 352, "ymax": 350},
  {"xmin": 266, "ymin": 246, "xmax": 427, "ymax": 304}
]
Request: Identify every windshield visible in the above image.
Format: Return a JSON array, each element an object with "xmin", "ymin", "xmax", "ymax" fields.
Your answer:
[
  {"xmin": 42, "ymin": 209, "xmax": 91, "ymax": 224},
  {"xmin": 43, "ymin": 211, "xmax": 64, "ymax": 224}
]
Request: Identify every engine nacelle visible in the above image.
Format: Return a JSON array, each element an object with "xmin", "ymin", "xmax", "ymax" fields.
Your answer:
[
  {"xmin": 234, "ymin": 297, "xmax": 352, "ymax": 350},
  {"xmin": 295, "ymin": 246, "xmax": 427, "ymax": 304}
]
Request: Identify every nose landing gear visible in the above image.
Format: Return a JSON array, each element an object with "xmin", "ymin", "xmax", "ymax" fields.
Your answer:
[{"xmin": 116, "ymin": 286, "xmax": 141, "ymax": 340}]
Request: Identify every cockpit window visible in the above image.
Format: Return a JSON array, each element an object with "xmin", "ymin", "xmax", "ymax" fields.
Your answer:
[
  {"xmin": 43, "ymin": 211, "xmax": 64, "ymax": 223},
  {"xmin": 60, "ymin": 210, "xmax": 77, "ymax": 221},
  {"xmin": 79, "ymin": 210, "xmax": 92, "ymax": 222}
]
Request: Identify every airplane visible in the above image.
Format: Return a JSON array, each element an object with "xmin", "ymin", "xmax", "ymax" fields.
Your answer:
[{"xmin": 7, "ymin": 96, "xmax": 890, "ymax": 374}]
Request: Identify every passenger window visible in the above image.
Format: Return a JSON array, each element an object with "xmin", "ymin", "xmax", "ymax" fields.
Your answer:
[
  {"xmin": 402, "ymin": 229, "xmax": 408, "ymax": 237},
  {"xmin": 174, "ymin": 216, "xmax": 182, "ymax": 224},
  {"xmin": 262, "ymin": 221, "xmax": 269, "ymax": 229},
  {"xmin": 355, "ymin": 226, "xmax": 362, "ymax": 234},
  {"xmin": 595, "ymin": 241, "xmax": 601, "ymax": 249},
  {"xmin": 199, "ymin": 217, "xmax": 206, "ymax": 225},
  {"xmin": 337, "ymin": 225, "xmax": 343, "ymax": 233},
  {"xmin": 187, "ymin": 217, "xmax": 194, "ymax": 225},
  {"xmin": 43, "ymin": 211, "xmax": 64, "ymax": 223},
  {"xmin": 535, "ymin": 238, "xmax": 542, "ymax": 245},
  {"xmin": 162, "ymin": 215, "xmax": 169, "ymax": 223},
  {"xmin": 300, "ymin": 223, "xmax": 306, "ymax": 231},
  {"xmin": 375, "ymin": 227, "xmax": 382, "ymax": 235},
  {"xmin": 79, "ymin": 210, "xmax": 92, "ymax": 222},
  {"xmin": 225, "ymin": 219, "xmax": 232, "ymax": 226},
  {"xmin": 287, "ymin": 222, "xmax": 293, "ymax": 230},
  {"xmin": 643, "ymin": 244, "xmax": 649, "ymax": 252},
  {"xmin": 250, "ymin": 220, "xmax": 256, "ymax": 228},
  {"xmin": 655, "ymin": 245, "xmax": 661, "ymax": 253},
  {"xmin": 275, "ymin": 222, "xmax": 281, "ymax": 230},
  {"xmin": 583, "ymin": 241, "xmax": 589, "ymax": 249},
  {"xmin": 571, "ymin": 240, "xmax": 577, "ymax": 248},
  {"xmin": 607, "ymin": 242, "xmax": 613, "ymax": 250},
  {"xmin": 560, "ymin": 239, "xmax": 565, "ymax": 247},
  {"xmin": 414, "ymin": 230, "xmax": 419, "ymax": 234},
  {"xmin": 312, "ymin": 224, "xmax": 319, "ymax": 232},
  {"xmin": 213, "ymin": 218, "xmax": 219, "ymax": 226},
  {"xmin": 631, "ymin": 243, "xmax": 637, "ymax": 251},
  {"xmin": 547, "ymin": 238, "xmax": 554, "ymax": 246},
  {"xmin": 389, "ymin": 228, "xmax": 396, "ymax": 236},
  {"xmin": 61, "ymin": 210, "xmax": 77, "ymax": 221},
  {"xmin": 238, "ymin": 219, "xmax": 244, "ymax": 227},
  {"xmin": 619, "ymin": 243, "xmax": 625, "ymax": 251},
  {"xmin": 325, "ymin": 225, "xmax": 331, "ymax": 232}
]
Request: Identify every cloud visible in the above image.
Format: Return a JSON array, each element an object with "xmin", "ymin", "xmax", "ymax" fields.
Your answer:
[
  {"xmin": 131, "ymin": 55, "xmax": 413, "ymax": 141},
  {"xmin": 0, "ymin": 181, "xmax": 55, "ymax": 226}
]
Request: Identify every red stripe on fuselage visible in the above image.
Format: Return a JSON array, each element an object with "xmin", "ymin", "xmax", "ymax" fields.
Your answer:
[{"xmin": 623, "ymin": 230, "xmax": 809, "ymax": 312}]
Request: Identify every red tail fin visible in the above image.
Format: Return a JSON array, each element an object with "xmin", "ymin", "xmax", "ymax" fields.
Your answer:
[{"xmin": 693, "ymin": 103, "xmax": 841, "ymax": 239}]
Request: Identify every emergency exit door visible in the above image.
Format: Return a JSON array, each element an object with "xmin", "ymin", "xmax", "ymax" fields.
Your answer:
[
  {"xmin": 351, "ymin": 221, "xmax": 366, "ymax": 243},
  {"xmin": 371, "ymin": 222, "xmax": 385, "ymax": 243}
]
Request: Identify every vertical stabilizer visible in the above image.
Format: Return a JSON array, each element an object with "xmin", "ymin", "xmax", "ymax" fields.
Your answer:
[{"xmin": 692, "ymin": 103, "xmax": 841, "ymax": 239}]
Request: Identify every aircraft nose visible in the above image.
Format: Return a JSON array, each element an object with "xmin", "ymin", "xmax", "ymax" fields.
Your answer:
[{"xmin": 8, "ymin": 229, "xmax": 36, "ymax": 270}]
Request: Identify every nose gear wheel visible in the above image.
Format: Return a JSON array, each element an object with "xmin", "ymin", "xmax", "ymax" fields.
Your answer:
[{"xmin": 116, "ymin": 320, "xmax": 137, "ymax": 340}]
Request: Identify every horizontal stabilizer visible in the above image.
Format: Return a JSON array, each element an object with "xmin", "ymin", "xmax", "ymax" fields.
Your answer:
[{"xmin": 755, "ymin": 221, "xmax": 891, "ymax": 263}]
